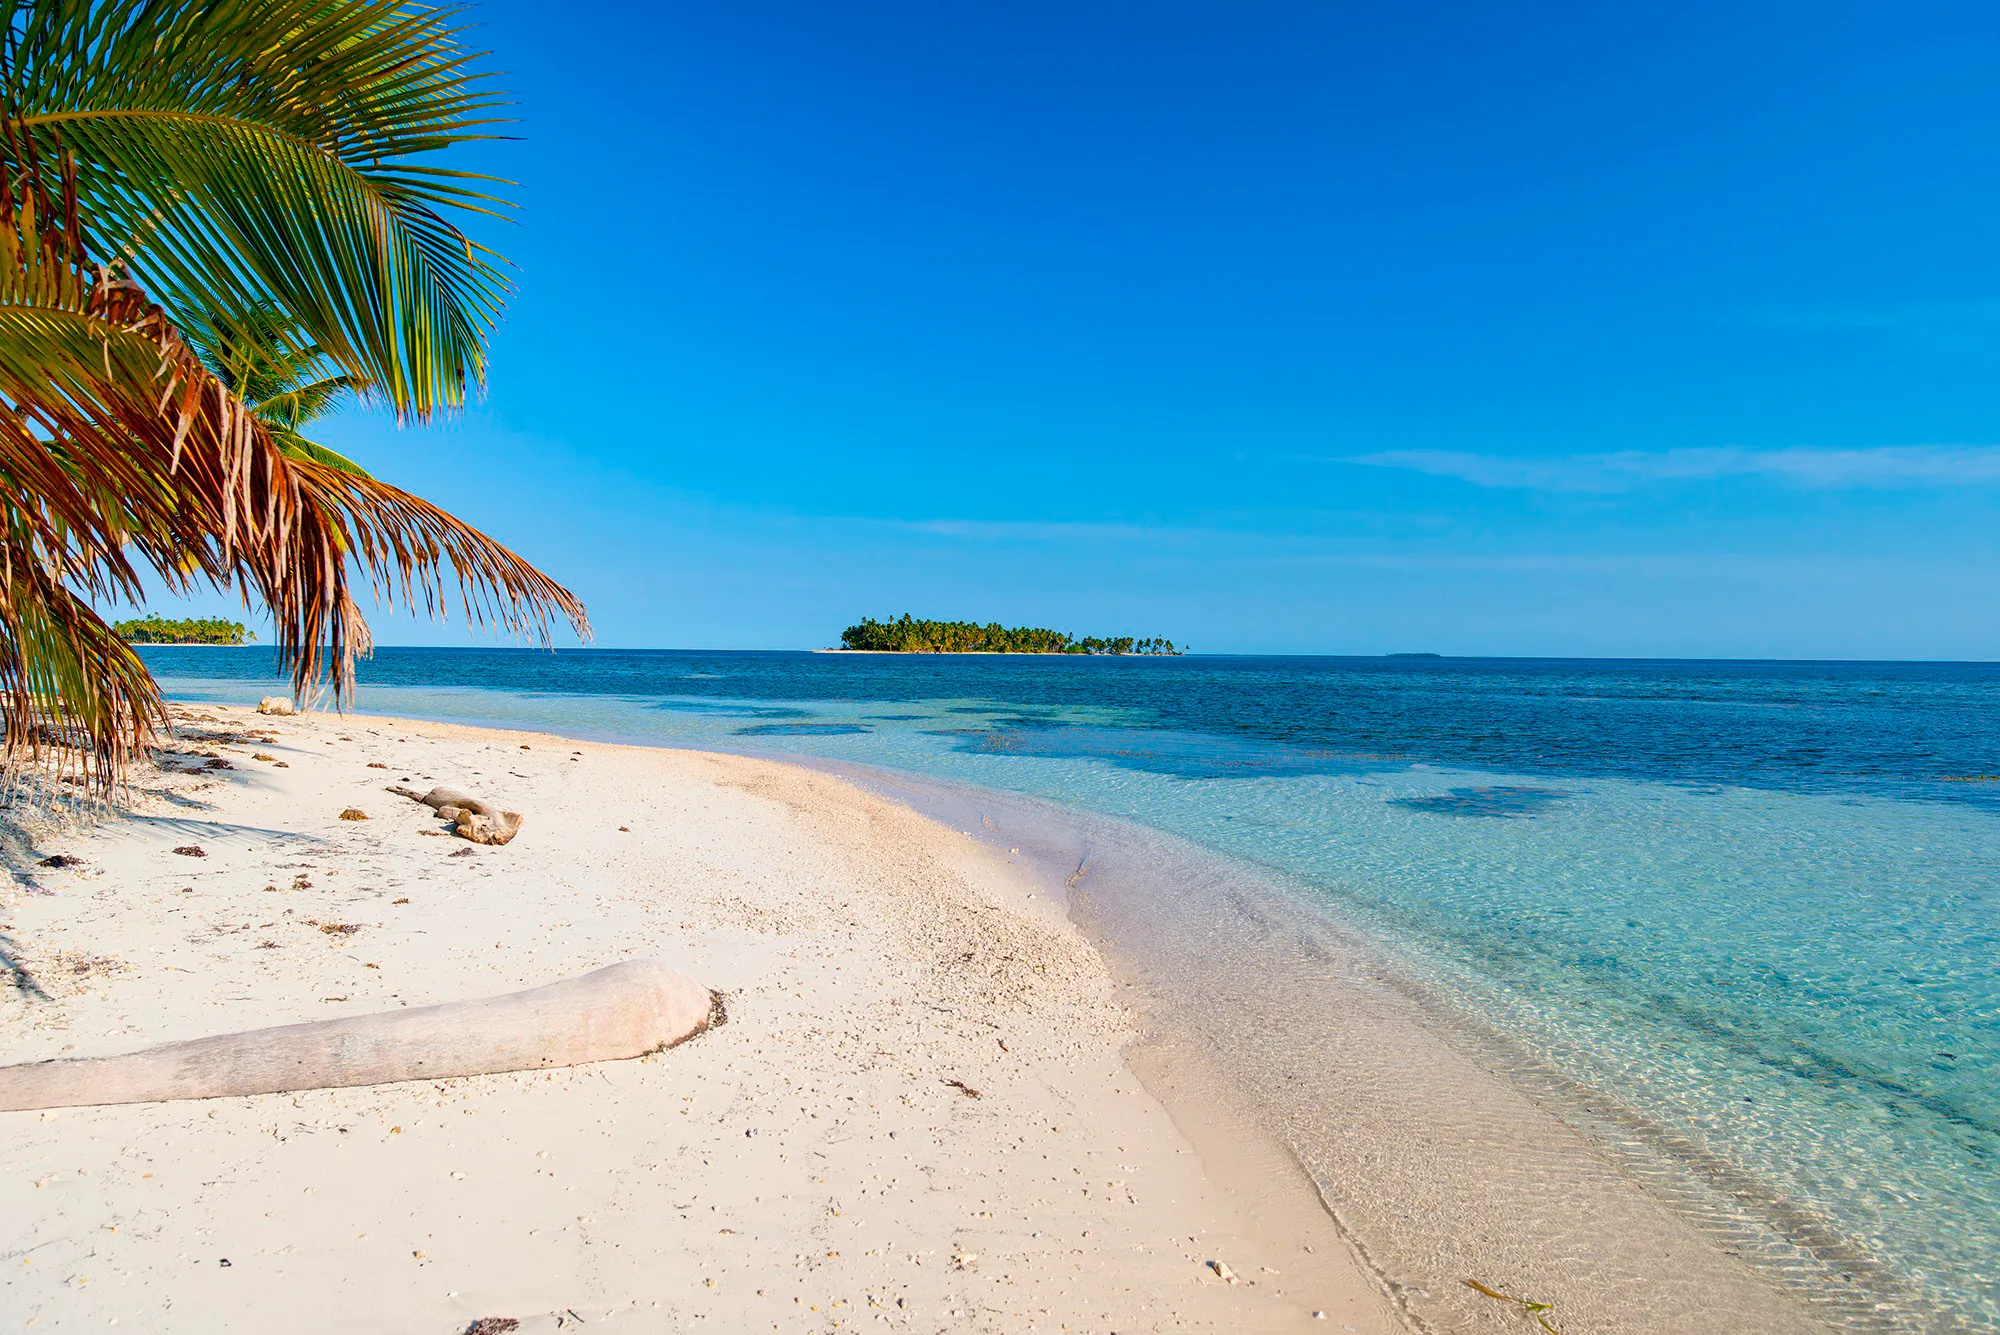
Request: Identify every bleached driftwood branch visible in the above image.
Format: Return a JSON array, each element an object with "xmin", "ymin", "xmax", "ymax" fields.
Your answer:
[{"xmin": 0, "ymin": 960, "xmax": 718, "ymax": 1111}]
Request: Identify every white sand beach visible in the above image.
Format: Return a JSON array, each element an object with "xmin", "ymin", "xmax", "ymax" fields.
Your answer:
[{"xmin": 1, "ymin": 705, "xmax": 1399, "ymax": 1333}]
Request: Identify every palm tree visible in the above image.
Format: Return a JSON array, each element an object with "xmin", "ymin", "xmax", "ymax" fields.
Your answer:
[{"xmin": 0, "ymin": 0, "xmax": 587, "ymax": 789}]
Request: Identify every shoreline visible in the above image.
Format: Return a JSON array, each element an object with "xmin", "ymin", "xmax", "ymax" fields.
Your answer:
[
  {"xmin": 1, "ymin": 705, "xmax": 1394, "ymax": 1332},
  {"xmin": 2, "ymin": 700, "xmax": 1871, "ymax": 1333},
  {"xmin": 813, "ymin": 763, "xmax": 1847, "ymax": 1335}
]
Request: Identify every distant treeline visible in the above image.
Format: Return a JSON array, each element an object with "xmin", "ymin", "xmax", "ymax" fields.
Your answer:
[
  {"xmin": 114, "ymin": 615, "xmax": 253, "ymax": 646},
  {"xmin": 841, "ymin": 615, "xmax": 1181, "ymax": 655}
]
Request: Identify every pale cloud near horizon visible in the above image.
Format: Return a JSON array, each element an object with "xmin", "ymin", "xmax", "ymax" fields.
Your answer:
[{"xmin": 1345, "ymin": 445, "xmax": 2000, "ymax": 492}]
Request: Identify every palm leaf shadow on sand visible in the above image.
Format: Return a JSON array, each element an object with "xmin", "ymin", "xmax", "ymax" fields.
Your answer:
[
  {"xmin": 0, "ymin": 931, "xmax": 49, "ymax": 1000},
  {"xmin": 118, "ymin": 815, "xmax": 332, "ymax": 846}
]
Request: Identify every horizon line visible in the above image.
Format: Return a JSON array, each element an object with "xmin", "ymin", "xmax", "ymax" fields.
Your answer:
[{"xmin": 130, "ymin": 644, "xmax": 2000, "ymax": 666}]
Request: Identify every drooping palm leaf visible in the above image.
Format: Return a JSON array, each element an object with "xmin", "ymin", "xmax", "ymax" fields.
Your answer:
[
  {"xmin": 293, "ymin": 459, "xmax": 586, "ymax": 643},
  {"xmin": 181, "ymin": 301, "xmax": 581, "ymax": 644},
  {"xmin": 0, "ymin": 196, "xmax": 263, "ymax": 598},
  {"xmin": 0, "ymin": 534, "xmax": 165, "ymax": 790}
]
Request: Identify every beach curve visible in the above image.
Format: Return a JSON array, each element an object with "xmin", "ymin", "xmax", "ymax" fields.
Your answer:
[{"xmin": 0, "ymin": 704, "xmax": 1394, "ymax": 1333}]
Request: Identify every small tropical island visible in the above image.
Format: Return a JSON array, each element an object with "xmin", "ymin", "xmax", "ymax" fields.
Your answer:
[
  {"xmin": 113, "ymin": 615, "xmax": 256, "ymax": 646},
  {"xmin": 839, "ymin": 614, "xmax": 1182, "ymax": 654}
]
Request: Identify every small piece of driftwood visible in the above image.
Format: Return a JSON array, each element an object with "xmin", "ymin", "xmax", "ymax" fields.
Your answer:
[{"xmin": 389, "ymin": 784, "xmax": 524, "ymax": 845}]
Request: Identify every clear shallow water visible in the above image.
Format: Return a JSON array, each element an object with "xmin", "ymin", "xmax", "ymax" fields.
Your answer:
[{"xmin": 146, "ymin": 648, "xmax": 2000, "ymax": 1330}]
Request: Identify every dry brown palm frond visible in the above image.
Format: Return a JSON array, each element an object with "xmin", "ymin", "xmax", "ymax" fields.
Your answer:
[
  {"xmin": 0, "ymin": 194, "xmax": 264, "ymax": 574},
  {"xmin": 0, "ymin": 537, "xmax": 165, "ymax": 794},
  {"xmin": 295, "ymin": 461, "xmax": 589, "ymax": 650},
  {"xmin": 3, "ymin": 252, "xmax": 585, "ymax": 768}
]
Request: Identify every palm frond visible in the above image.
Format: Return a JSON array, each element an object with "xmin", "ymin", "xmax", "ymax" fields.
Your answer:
[
  {"xmin": 182, "ymin": 302, "xmax": 369, "ymax": 436},
  {"xmin": 0, "ymin": 204, "xmax": 263, "ymax": 595},
  {"xmin": 266, "ymin": 424, "xmax": 371, "ymax": 477},
  {"xmin": 1, "ymin": 217, "xmax": 584, "ymax": 720},
  {"xmin": 293, "ymin": 458, "xmax": 589, "ymax": 649},
  {"xmin": 2, "ymin": 0, "xmax": 514, "ymax": 419},
  {"xmin": 0, "ymin": 198, "xmax": 360, "ymax": 781},
  {"xmin": 0, "ymin": 517, "xmax": 166, "ymax": 793},
  {"xmin": 255, "ymin": 378, "xmax": 368, "ymax": 433}
]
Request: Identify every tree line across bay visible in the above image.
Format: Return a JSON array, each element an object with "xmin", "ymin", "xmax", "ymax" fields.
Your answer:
[
  {"xmin": 840, "ymin": 615, "xmax": 1182, "ymax": 655},
  {"xmin": 113, "ymin": 616, "xmax": 254, "ymax": 646}
]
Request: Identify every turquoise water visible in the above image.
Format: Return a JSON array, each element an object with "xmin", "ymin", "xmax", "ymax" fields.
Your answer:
[{"xmin": 145, "ymin": 648, "xmax": 2000, "ymax": 1330}]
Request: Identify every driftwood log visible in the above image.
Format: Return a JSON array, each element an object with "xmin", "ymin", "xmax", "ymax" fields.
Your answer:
[
  {"xmin": 390, "ymin": 784, "xmax": 523, "ymax": 845},
  {"xmin": 0, "ymin": 960, "xmax": 718, "ymax": 1112}
]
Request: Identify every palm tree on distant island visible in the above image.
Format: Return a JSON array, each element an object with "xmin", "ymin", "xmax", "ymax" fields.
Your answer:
[
  {"xmin": 0, "ymin": 0, "xmax": 586, "ymax": 790},
  {"xmin": 841, "ymin": 615, "xmax": 1181, "ymax": 655}
]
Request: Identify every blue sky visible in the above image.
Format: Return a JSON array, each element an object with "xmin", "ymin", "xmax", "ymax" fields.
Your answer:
[{"xmin": 162, "ymin": 0, "xmax": 2000, "ymax": 656}]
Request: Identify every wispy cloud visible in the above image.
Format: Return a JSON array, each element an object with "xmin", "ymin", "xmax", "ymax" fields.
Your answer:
[{"xmin": 1346, "ymin": 445, "xmax": 2000, "ymax": 492}]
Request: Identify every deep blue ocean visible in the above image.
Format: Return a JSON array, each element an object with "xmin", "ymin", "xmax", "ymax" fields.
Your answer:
[{"xmin": 143, "ymin": 647, "xmax": 2000, "ymax": 1330}]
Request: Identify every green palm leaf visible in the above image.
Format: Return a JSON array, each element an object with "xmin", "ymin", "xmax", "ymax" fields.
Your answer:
[
  {"xmin": 183, "ymin": 302, "xmax": 373, "ymax": 473},
  {"xmin": 2, "ymin": 0, "xmax": 513, "ymax": 419}
]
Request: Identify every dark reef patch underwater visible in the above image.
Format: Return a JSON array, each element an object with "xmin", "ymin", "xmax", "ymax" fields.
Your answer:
[{"xmin": 1390, "ymin": 785, "xmax": 1573, "ymax": 817}]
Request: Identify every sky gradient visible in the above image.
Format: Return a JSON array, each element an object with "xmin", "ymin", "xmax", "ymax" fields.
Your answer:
[{"xmin": 151, "ymin": 0, "xmax": 2000, "ymax": 656}]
